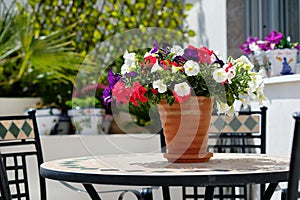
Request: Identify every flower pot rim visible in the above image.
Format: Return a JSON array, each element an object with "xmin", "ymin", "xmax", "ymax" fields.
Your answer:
[
  {"xmin": 266, "ymin": 48, "xmax": 298, "ymax": 53},
  {"xmin": 159, "ymin": 96, "xmax": 213, "ymax": 105}
]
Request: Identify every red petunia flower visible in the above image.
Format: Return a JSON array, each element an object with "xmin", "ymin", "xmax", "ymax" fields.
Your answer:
[
  {"xmin": 151, "ymin": 88, "xmax": 158, "ymax": 95},
  {"xmin": 170, "ymin": 61, "xmax": 179, "ymax": 67},
  {"xmin": 112, "ymin": 81, "xmax": 131, "ymax": 104},
  {"xmin": 188, "ymin": 45, "xmax": 213, "ymax": 64},
  {"xmin": 160, "ymin": 60, "xmax": 170, "ymax": 70},
  {"xmin": 144, "ymin": 55, "xmax": 157, "ymax": 66},
  {"xmin": 129, "ymin": 82, "xmax": 148, "ymax": 106},
  {"xmin": 172, "ymin": 90, "xmax": 191, "ymax": 103}
]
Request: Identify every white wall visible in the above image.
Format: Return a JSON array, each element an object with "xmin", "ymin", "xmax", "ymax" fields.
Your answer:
[
  {"xmin": 185, "ymin": 0, "xmax": 227, "ymax": 58},
  {"xmin": 0, "ymin": 98, "xmax": 40, "ymax": 116},
  {"xmin": 262, "ymin": 75, "xmax": 300, "ymax": 157}
]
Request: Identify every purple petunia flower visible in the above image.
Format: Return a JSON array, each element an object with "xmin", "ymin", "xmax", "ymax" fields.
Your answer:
[
  {"xmin": 182, "ymin": 48, "xmax": 199, "ymax": 61},
  {"xmin": 174, "ymin": 56, "xmax": 185, "ymax": 64},
  {"xmin": 102, "ymin": 87, "xmax": 113, "ymax": 105},
  {"xmin": 102, "ymin": 69, "xmax": 121, "ymax": 106},
  {"xmin": 161, "ymin": 42, "xmax": 171, "ymax": 54},
  {"xmin": 151, "ymin": 41, "xmax": 159, "ymax": 53},
  {"xmin": 107, "ymin": 69, "xmax": 121, "ymax": 87},
  {"xmin": 126, "ymin": 71, "xmax": 138, "ymax": 77}
]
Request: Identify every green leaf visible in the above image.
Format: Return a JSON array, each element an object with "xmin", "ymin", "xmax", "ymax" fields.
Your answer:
[
  {"xmin": 188, "ymin": 30, "xmax": 196, "ymax": 37},
  {"xmin": 185, "ymin": 3, "xmax": 194, "ymax": 11},
  {"xmin": 93, "ymin": 30, "xmax": 101, "ymax": 39}
]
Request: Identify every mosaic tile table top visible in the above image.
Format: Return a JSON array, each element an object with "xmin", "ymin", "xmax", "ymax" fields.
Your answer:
[{"xmin": 41, "ymin": 153, "xmax": 289, "ymax": 177}]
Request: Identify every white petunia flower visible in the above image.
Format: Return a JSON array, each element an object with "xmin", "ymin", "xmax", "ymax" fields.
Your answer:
[
  {"xmin": 151, "ymin": 61, "xmax": 163, "ymax": 73},
  {"xmin": 174, "ymin": 82, "xmax": 191, "ymax": 96},
  {"xmin": 170, "ymin": 45, "xmax": 184, "ymax": 56},
  {"xmin": 249, "ymin": 42, "xmax": 261, "ymax": 54},
  {"xmin": 216, "ymin": 102, "xmax": 236, "ymax": 116},
  {"xmin": 121, "ymin": 50, "xmax": 136, "ymax": 74},
  {"xmin": 227, "ymin": 105, "xmax": 236, "ymax": 116},
  {"xmin": 248, "ymin": 73, "xmax": 263, "ymax": 92},
  {"xmin": 239, "ymin": 98, "xmax": 250, "ymax": 110},
  {"xmin": 123, "ymin": 50, "xmax": 136, "ymax": 63},
  {"xmin": 144, "ymin": 51, "xmax": 156, "ymax": 58},
  {"xmin": 225, "ymin": 63, "xmax": 236, "ymax": 84},
  {"xmin": 216, "ymin": 102, "xmax": 230, "ymax": 114},
  {"xmin": 121, "ymin": 63, "xmax": 136, "ymax": 74},
  {"xmin": 144, "ymin": 51, "xmax": 151, "ymax": 58},
  {"xmin": 236, "ymin": 55, "xmax": 251, "ymax": 64},
  {"xmin": 213, "ymin": 68, "xmax": 227, "ymax": 83},
  {"xmin": 251, "ymin": 91, "xmax": 268, "ymax": 106},
  {"xmin": 153, "ymin": 80, "xmax": 167, "ymax": 93},
  {"xmin": 235, "ymin": 56, "xmax": 254, "ymax": 71},
  {"xmin": 183, "ymin": 60, "xmax": 200, "ymax": 76}
]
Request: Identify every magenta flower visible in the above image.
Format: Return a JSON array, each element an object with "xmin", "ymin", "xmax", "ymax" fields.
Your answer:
[
  {"xmin": 257, "ymin": 41, "xmax": 269, "ymax": 51},
  {"xmin": 264, "ymin": 30, "xmax": 283, "ymax": 45},
  {"xmin": 239, "ymin": 36, "xmax": 259, "ymax": 55}
]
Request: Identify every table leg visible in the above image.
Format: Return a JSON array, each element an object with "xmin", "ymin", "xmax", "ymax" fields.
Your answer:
[
  {"xmin": 83, "ymin": 184, "xmax": 102, "ymax": 200},
  {"xmin": 262, "ymin": 183, "xmax": 278, "ymax": 200},
  {"xmin": 204, "ymin": 186, "xmax": 215, "ymax": 200}
]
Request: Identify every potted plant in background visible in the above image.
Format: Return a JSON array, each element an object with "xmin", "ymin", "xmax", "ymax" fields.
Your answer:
[
  {"xmin": 66, "ymin": 83, "xmax": 112, "ymax": 135},
  {"xmin": 264, "ymin": 31, "xmax": 299, "ymax": 76},
  {"xmin": 239, "ymin": 36, "xmax": 270, "ymax": 77},
  {"xmin": 103, "ymin": 41, "xmax": 268, "ymax": 163},
  {"xmin": 240, "ymin": 30, "xmax": 300, "ymax": 77},
  {"xmin": 0, "ymin": 2, "xmax": 83, "ymax": 134}
]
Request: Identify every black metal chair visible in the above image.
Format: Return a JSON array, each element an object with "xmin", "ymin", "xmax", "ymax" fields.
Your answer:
[
  {"xmin": 0, "ymin": 153, "xmax": 11, "ymax": 200},
  {"xmin": 0, "ymin": 110, "xmax": 46, "ymax": 200},
  {"xmin": 281, "ymin": 112, "xmax": 300, "ymax": 200},
  {"xmin": 158, "ymin": 107, "xmax": 267, "ymax": 200}
]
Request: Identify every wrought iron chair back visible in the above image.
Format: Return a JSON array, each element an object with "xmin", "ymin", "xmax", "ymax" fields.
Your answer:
[
  {"xmin": 281, "ymin": 112, "xmax": 300, "ymax": 200},
  {"xmin": 0, "ymin": 110, "xmax": 46, "ymax": 200}
]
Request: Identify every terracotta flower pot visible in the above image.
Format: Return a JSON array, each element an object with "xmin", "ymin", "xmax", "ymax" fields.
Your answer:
[{"xmin": 157, "ymin": 96, "xmax": 213, "ymax": 163}]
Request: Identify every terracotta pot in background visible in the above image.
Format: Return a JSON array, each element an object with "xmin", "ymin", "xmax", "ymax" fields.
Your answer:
[{"xmin": 157, "ymin": 96, "xmax": 213, "ymax": 163}]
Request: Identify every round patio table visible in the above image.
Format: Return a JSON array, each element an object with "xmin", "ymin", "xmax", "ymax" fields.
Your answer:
[{"xmin": 40, "ymin": 153, "xmax": 289, "ymax": 200}]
